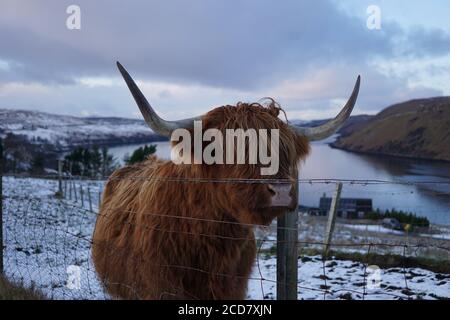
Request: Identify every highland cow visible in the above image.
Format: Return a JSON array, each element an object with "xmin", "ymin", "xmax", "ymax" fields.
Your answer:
[{"xmin": 91, "ymin": 62, "xmax": 360, "ymax": 299}]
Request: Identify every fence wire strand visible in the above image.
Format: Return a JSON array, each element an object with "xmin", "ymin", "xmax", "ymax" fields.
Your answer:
[{"xmin": 2, "ymin": 172, "xmax": 450, "ymax": 300}]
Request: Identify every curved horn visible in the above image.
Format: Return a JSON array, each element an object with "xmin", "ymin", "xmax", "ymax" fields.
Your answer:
[
  {"xmin": 292, "ymin": 75, "xmax": 360, "ymax": 141},
  {"xmin": 117, "ymin": 61, "xmax": 202, "ymax": 137}
]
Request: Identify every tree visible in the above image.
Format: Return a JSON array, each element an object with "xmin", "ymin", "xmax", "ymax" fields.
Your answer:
[
  {"xmin": 90, "ymin": 146, "xmax": 102, "ymax": 176},
  {"xmin": 64, "ymin": 147, "xmax": 84, "ymax": 175},
  {"xmin": 3, "ymin": 133, "xmax": 34, "ymax": 173},
  {"xmin": 64, "ymin": 146, "xmax": 117, "ymax": 177},
  {"xmin": 101, "ymin": 147, "xmax": 117, "ymax": 176},
  {"xmin": 81, "ymin": 147, "xmax": 92, "ymax": 175},
  {"xmin": 124, "ymin": 144, "xmax": 157, "ymax": 165},
  {"xmin": 30, "ymin": 153, "xmax": 45, "ymax": 174}
]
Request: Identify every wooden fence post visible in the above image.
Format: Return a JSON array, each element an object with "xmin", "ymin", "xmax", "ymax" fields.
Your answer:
[
  {"xmin": 73, "ymin": 180, "xmax": 78, "ymax": 202},
  {"xmin": 88, "ymin": 186, "xmax": 93, "ymax": 212},
  {"xmin": 0, "ymin": 139, "xmax": 3, "ymax": 274},
  {"xmin": 277, "ymin": 179, "xmax": 298, "ymax": 300},
  {"xmin": 68, "ymin": 176, "xmax": 72, "ymax": 200},
  {"xmin": 323, "ymin": 182, "xmax": 343, "ymax": 259},
  {"xmin": 80, "ymin": 185, "xmax": 84, "ymax": 207},
  {"xmin": 58, "ymin": 160, "xmax": 63, "ymax": 196},
  {"xmin": 69, "ymin": 162, "xmax": 73, "ymax": 200}
]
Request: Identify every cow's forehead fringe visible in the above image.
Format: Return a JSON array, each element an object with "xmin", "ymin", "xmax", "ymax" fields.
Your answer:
[{"xmin": 204, "ymin": 98, "xmax": 293, "ymax": 130}]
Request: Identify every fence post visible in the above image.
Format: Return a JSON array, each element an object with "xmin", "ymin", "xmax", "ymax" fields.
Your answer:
[
  {"xmin": 73, "ymin": 180, "xmax": 78, "ymax": 202},
  {"xmin": 88, "ymin": 186, "xmax": 93, "ymax": 212},
  {"xmin": 80, "ymin": 184, "xmax": 84, "ymax": 207},
  {"xmin": 0, "ymin": 139, "xmax": 3, "ymax": 274},
  {"xmin": 70, "ymin": 162, "xmax": 74, "ymax": 200},
  {"xmin": 323, "ymin": 182, "xmax": 343, "ymax": 259},
  {"xmin": 58, "ymin": 160, "xmax": 63, "ymax": 196},
  {"xmin": 68, "ymin": 176, "xmax": 72, "ymax": 200},
  {"xmin": 277, "ymin": 179, "xmax": 298, "ymax": 300}
]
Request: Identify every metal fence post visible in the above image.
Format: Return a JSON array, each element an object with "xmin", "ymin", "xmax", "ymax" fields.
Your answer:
[
  {"xmin": 323, "ymin": 182, "xmax": 343, "ymax": 259},
  {"xmin": 0, "ymin": 139, "xmax": 3, "ymax": 274},
  {"xmin": 277, "ymin": 179, "xmax": 298, "ymax": 300}
]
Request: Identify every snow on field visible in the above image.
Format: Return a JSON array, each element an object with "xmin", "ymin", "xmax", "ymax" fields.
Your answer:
[
  {"xmin": 2, "ymin": 177, "xmax": 449, "ymax": 300},
  {"xmin": 342, "ymin": 224, "xmax": 405, "ymax": 236},
  {"xmin": 248, "ymin": 255, "xmax": 450, "ymax": 300},
  {"xmin": 340, "ymin": 223, "xmax": 450, "ymax": 241},
  {"xmin": 423, "ymin": 233, "xmax": 450, "ymax": 241}
]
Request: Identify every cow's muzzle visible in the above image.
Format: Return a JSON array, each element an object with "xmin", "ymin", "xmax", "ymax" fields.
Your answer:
[{"xmin": 267, "ymin": 183, "xmax": 296, "ymax": 209}]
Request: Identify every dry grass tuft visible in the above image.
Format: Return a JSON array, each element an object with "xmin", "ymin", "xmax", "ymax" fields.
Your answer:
[{"xmin": 0, "ymin": 274, "xmax": 46, "ymax": 300}]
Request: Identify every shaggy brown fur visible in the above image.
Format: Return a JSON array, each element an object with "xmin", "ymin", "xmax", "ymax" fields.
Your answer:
[{"xmin": 92, "ymin": 100, "xmax": 310, "ymax": 299}]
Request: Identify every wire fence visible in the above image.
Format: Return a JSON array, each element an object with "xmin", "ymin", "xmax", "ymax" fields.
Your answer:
[{"xmin": 1, "ymin": 170, "xmax": 450, "ymax": 300}]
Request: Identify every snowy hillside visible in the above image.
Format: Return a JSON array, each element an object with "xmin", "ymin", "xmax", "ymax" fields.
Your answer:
[
  {"xmin": 0, "ymin": 109, "xmax": 165, "ymax": 150},
  {"xmin": 3, "ymin": 176, "xmax": 449, "ymax": 300},
  {"xmin": 0, "ymin": 109, "xmax": 337, "ymax": 151}
]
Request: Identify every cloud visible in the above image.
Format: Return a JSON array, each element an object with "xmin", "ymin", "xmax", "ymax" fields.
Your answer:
[
  {"xmin": 0, "ymin": 0, "xmax": 417, "ymax": 88},
  {"xmin": 395, "ymin": 26, "xmax": 450, "ymax": 57},
  {"xmin": 0, "ymin": 0, "xmax": 449, "ymax": 119}
]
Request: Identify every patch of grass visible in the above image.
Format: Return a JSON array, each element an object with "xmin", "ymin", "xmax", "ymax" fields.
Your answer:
[
  {"xmin": 0, "ymin": 275, "xmax": 46, "ymax": 300},
  {"xmin": 54, "ymin": 191, "xmax": 64, "ymax": 199},
  {"xmin": 428, "ymin": 293, "xmax": 450, "ymax": 300},
  {"xmin": 366, "ymin": 209, "xmax": 430, "ymax": 228},
  {"xmin": 338, "ymin": 292, "xmax": 353, "ymax": 300},
  {"xmin": 257, "ymin": 243, "xmax": 278, "ymax": 259}
]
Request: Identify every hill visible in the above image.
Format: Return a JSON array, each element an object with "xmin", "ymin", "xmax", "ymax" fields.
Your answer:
[
  {"xmin": 332, "ymin": 97, "xmax": 450, "ymax": 162},
  {"xmin": 0, "ymin": 109, "xmax": 165, "ymax": 151}
]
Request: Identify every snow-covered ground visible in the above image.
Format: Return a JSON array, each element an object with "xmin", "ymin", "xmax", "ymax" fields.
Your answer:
[
  {"xmin": 2, "ymin": 177, "xmax": 449, "ymax": 300},
  {"xmin": 342, "ymin": 224, "xmax": 405, "ymax": 236},
  {"xmin": 248, "ymin": 255, "xmax": 450, "ymax": 300}
]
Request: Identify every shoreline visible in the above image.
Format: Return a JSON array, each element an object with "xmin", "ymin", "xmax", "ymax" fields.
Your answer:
[
  {"xmin": 57, "ymin": 136, "xmax": 169, "ymax": 153},
  {"xmin": 329, "ymin": 142, "xmax": 450, "ymax": 164}
]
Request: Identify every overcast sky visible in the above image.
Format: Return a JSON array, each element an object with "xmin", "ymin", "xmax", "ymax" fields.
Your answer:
[{"xmin": 0, "ymin": 0, "xmax": 449, "ymax": 120}]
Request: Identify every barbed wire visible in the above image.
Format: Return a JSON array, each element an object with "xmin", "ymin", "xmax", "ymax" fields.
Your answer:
[
  {"xmin": 5, "ymin": 172, "xmax": 450, "ymax": 186},
  {"xmin": 5, "ymin": 193, "xmax": 444, "ymax": 236},
  {"xmin": 2, "ymin": 173, "xmax": 450, "ymax": 300}
]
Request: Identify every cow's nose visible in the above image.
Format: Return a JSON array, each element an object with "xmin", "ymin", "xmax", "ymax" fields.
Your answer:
[{"xmin": 267, "ymin": 183, "xmax": 293, "ymax": 207}]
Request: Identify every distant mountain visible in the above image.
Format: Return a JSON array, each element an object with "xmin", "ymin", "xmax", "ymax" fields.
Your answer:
[
  {"xmin": 296, "ymin": 114, "xmax": 373, "ymax": 134},
  {"xmin": 0, "ymin": 109, "xmax": 165, "ymax": 151},
  {"xmin": 6, "ymin": 100, "xmax": 447, "ymax": 163},
  {"xmin": 288, "ymin": 119, "xmax": 309, "ymax": 126},
  {"xmin": 331, "ymin": 97, "xmax": 450, "ymax": 161},
  {"xmin": 0, "ymin": 108, "xmax": 374, "ymax": 152}
]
